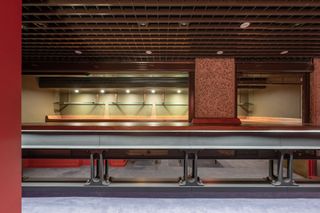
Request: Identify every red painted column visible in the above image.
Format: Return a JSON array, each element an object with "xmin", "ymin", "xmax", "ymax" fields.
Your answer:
[
  {"xmin": 308, "ymin": 58, "xmax": 320, "ymax": 177},
  {"xmin": 193, "ymin": 58, "xmax": 240, "ymax": 125},
  {"xmin": 0, "ymin": 0, "xmax": 21, "ymax": 212},
  {"xmin": 311, "ymin": 58, "xmax": 320, "ymax": 125}
]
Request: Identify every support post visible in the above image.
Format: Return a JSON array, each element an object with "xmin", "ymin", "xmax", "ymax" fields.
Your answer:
[
  {"xmin": 272, "ymin": 150, "xmax": 298, "ymax": 186},
  {"xmin": 179, "ymin": 150, "xmax": 203, "ymax": 186},
  {"xmin": 86, "ymin": 151, "xmax": 110, "ymax": 186},
  {"xmin": 267, "ymin": 160, "xmax": 277, "ymax": 181}
]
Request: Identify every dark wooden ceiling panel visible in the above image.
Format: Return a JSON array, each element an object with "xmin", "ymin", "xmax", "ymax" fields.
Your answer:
[{"xmin": 22, "ymin": 0, "xmax": 320, "ymax": 72}]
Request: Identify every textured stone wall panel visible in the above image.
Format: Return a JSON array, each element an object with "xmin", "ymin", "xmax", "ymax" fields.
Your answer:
[{"xmin": 195, "ymin": 58, "xmax": 236, "ymax": 118}]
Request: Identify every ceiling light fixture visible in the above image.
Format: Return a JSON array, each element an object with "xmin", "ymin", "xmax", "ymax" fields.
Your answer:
[
  {"xmin": 280, "ymin": 50, "xmax": 289, "ymax": 55},
  {"xmin": 100, "ymin": 89, "xmax": 105, "ymax": 93},
  {"xmin": 145, "ymin": 50, "xmax": 153, "ymax": 55},
  {"xmin": 217, "ymin": 50, "xmax": 224, "ymax": 55},
  {"xmin": 240, "ymin": 22, "xmax": 251, "ymax": 29},
  {"xmin": 177, "ymin": 89, "xmax": 182, "ymax": 94},
  {"xmin": 139, "ymin": 22, "xmax": 148, "ymax": 27},
  {"xmin": 74, "ymin": 50, "xmax": 82, "ymax": 55},
  {"xmin": 126, "ymin": 89, "xmax": 131, "ymax": 94},
  {"xmin": 74, "ymin": 89, "xmax": 79, "ymax": 93},
  {"xmin": 180, "ymin": 22, "xmax": 189, "ymax": 27},
  {"xmin": 151, "ymin": 89, "xmax": 156, "ymax": 94}
]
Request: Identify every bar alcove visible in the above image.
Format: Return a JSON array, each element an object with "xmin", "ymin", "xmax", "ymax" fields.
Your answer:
[{"xmin": 21, "ymin": 1, "xmax": 320, "ymax": 199}]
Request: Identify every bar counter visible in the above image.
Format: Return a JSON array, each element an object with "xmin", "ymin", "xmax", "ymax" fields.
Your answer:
[{"xmin": 22, "ymin": 122, "xmax": 320, "ymax": 132}]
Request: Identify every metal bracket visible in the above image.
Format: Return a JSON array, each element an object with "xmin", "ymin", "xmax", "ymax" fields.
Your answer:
[
  {"xmin": 271, "ymin": 150, "xmax": 298, "ymax": 187},
  {"xmin": 86, "ymin": 151, "xmax": 110, "ymax": 186},
  {"xmin": 179, "ymin": 150, "xmax": 203, "ymax": 186}
]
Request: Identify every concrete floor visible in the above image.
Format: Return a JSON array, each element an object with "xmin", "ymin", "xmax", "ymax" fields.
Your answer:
[
  {"xmin": 22, "ymin": 160, "xmax": 313, "ymax": 213},
  {"xmin": 22, "ymin": 197, "xmax": 320, "ymax": 213}
]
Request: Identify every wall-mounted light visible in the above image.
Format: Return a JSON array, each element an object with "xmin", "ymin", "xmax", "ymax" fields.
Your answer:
[
  {"xmin": 151, "ymin": 89, "xmax": 156, "ymax": 94},
  {"xmin": 100, "ymin": 89, "xmax": 105, "ymax": 93},
  {"xmin": 240, "ymin": 22, "xmax": 251, "ymax": 29},
  {"xmin": 74, "ymin": 89, "xmax": 79, "ymax": 93},
  {"xmin": 126, "ymin": 89, "xmax": 131, "ymax": 94},
  {"xmin": 177, "ymin": 89, "xmax": 182, "ymax": 94}
]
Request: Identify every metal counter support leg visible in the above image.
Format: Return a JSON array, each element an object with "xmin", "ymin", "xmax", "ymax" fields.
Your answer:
[
  {"xmin": 179, "ymin": 151, "xmax": 203, "ymax": 186},
  {"xmin": 86, "ymin": 152, "xmax": 110, "ymax": 186},
  {"xmin": 266, "ymin": 160, "xmax": 277, "ymax": 182},
  {"xmin": 267, "ymin": 160, "xmax": 277, "ymax": 181},
  {"xmin": 104, "ymin": 159, "xmax": 110, "ymax": 184},
  {"xmin": 272, "ymin": 151, "xmax": 297, "ymax": 186}
]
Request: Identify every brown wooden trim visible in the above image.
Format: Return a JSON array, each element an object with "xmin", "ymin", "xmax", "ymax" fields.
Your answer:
[
  {"xmin": 237, "ymin": 62, "xmax": 313, "ymax": 73},
  {"xmin": 234, "ymin": 59, "xmax": 238, "ymax": 118},
  {"xmin": 23, "ymin": 121, "xmax": 320, "ymax": 131},
  {"xmin": 188, "ymin": 71, "xmax": 195, "ymax": 122},
  {"xmin": 302, "ymin": 72, "xmax": 311, "ymax": 124},
  {"xmin": 23, "ymin": 0, "xmax": 320, "ymax": 7},
  {"xmin": 192, "ymin": 118, "xmax": 241, "ymax": 125}
]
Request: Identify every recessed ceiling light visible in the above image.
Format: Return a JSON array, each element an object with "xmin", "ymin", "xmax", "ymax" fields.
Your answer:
[
  {"xmin": 74, "ymin": 50, "xmax": 82, "ymax": 55},
  {"xmin": 145, "ymin": 50, "xmax": 152, "ymax": 55},
  {"xmin": 177, "ymin": 89, "xmax": 182, "ymax": 94},
  {"xmin": 74, "ymin": 89, "xmax": 79, "ymax": 93},
  {"xmin": 180, "ymin": 22, "xmax": 189, "ymax": 27},
  {"xmin": 126, "ymin": 89, "xmax": 131, "ymax": 94},
  {"xmin": 139, "ymin": 22, "xmax": 148, "ymax": 27},
  {"xmin": 151, "ymin": 89, "xmax": 156, "ymax": 94},
  {"xmin": 100, "ymin": 89, "xmax": 105, "ymax": 93},
  {"xmin": 280, "ymin": 50, "xmax": 289, "ymax": 55},
  {"xmin": 217, "ymin": 50, "xmax": 224, "ymax": 55},
  {"xmin": 240, "ymin": 22, "xmax": 251, "ymax": 29}
]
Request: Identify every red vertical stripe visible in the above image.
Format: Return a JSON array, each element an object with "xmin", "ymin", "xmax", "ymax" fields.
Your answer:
[
  {"xmin": 0, "ymin": 0, "xmax": 21, "ymax": 212},
  {"xmin": 308, "ymin": 160, "xmax": 317, "ymax": 178}
]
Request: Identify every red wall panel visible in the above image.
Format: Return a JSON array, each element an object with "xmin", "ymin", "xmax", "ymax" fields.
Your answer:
[{"xmin": 0, "ymin": 0, "xmax": 21, "ymax": 212}]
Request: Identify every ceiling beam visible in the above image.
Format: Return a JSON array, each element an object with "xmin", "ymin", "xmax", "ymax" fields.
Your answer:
[
  {"xmin": 22, "ymin": 31, "xmax": 320, "ymax": 36},
  {"xmin": 22, "ymin": 61, "xmax": 313, "ymax": 75},
  {"xmin": 22, "ymin": 8, "xmax": 320, "ymax": 16},
  {"xmin": 22, "ymin": 61, "xmax": 195, "ymax": 74},
  {"xmin": 22, "ymin": 17, "xmax": 320, "ymax": 24},
  {"xmin": 22, "ymin": 41, "xmax": 320, "ymax": 45},
  {"xmin": 21, "ymin": 36, "xmax": 320, "ymax": 41},
  {"xmin": 22, "ymin": 0, "xmax": 320, "ymax": 7},
  {"xmin": 24, "ymin": 48, "xmax": 320, "ymax": 51},
  {"xmin": 237, "ymin": 62, "xmax": 313, "ymax": 73},
  {"xmin": 22, "ymin": 45, "xmax": 320, "ymax": 49},
  {"xmin": 23, "ymin": 53, "xmax": 320, "ymax": 58}
]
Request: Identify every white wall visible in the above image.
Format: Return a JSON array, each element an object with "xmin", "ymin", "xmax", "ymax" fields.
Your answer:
[
  {"xmin": 22, "ymin": 76, "xmax": 57, "ymax": 122},
  {"xmin": 248, "ymin": 85, "xmax": 302, "ymax": 118}
]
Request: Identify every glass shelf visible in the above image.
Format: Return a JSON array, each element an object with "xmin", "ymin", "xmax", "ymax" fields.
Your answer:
[
  {"xmin": 156, "ymin": 103, "xmax": 188, "ymax": 106},
  {"xmin": 54, "ymin": 102, "xmax": 106, "ymax": 113},
  {"xmin": 110, "ymin": 102, "xmax": 152, "ymax": 105},
  {"xmin": 54, "ymin": 102, "xmax": 106, "ymax": 105}
]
